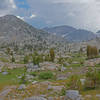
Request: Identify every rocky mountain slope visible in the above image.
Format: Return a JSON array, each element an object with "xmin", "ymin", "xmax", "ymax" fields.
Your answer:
[
  {"xmin": 43, "ymin": 25, "xmax": 96, "ymax": 42},
  {"xmin": 0, "ymin": 15, "xmax": 66, "ymax": 51},
  {"xmin": 0, "ymin": 15, "xmax": 46, "ymax": 43}
]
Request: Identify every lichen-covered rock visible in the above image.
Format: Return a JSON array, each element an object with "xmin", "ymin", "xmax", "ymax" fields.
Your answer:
[{"xmin": 65, "ymin": 90, "xmax": 81, "ymax": 100}]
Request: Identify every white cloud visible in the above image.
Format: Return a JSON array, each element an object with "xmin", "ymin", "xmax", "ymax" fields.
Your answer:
[
  {"xmin": 68, "ymin": 12, "xmax": 75, "ymax": 17},
  {"xmin": 27, "ymin": 0, "xmax": 100, "ymax": 31},
  {"xmin": 52, "ymin": 0, "xmax": 95, "ymax": 4},
  {"xmin": 46, "ymin": 20, "xmax": 52, "ymax": 24},
  {"xmin": 0, "ymin": 0, "xmax": 17, "ymax": 16},
  {"xmin": 30, "ymin": 14, "xmax": 37, "ymax": 19},
  {"xmin": 9, "ymin": 0, "xmax": 16, "ymax": 9},
  {"xmin": 17, "ymin": 16, "xmax": 24, "ymax": 20}
]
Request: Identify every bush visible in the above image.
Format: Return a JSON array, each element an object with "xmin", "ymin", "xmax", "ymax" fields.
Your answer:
[
  {"xmin": 87, "ymin": 45, "xmax": 99, "ymax": 59},
  {"xmin": 11, "ymin": 56, "xmax": 15, "ymax": 62},
  {"xmin": 60, "ymin": 88, "xmax": 66, "ymax": 96},
  {"xmin": 32, "ymin": 54, "xmax": 43, "ymax": 65},
  {"xmin": 24, "ymin": 55, "xmax": 29, "ymax": 64},
  {"xmin": 85, "ymin": 68, "xmax": 100, "ymax": 89},
  {"xmin": 20, "ymin": 74, "xmax": 26, "ymax": 84},
  {"xmin": 30, "ymin": 72, "xmax": 37, "ymax": 76},
  {"xmin": 58, "ymin": 57, "xmax": 64, "ymax": 64},
  {"xmin": 39, "ymin": 71, "xmax": 53, "ymax": 80},
  {"xmin": 49, "ymin": 48, "xmax": 55, "ymax": 62},
  {"xmin": 67, "ymin": 75, "xmax": 82, "ymax": 90}
]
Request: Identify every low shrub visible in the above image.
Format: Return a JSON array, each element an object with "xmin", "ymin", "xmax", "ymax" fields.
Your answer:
[
  {"xmin": 39, "ymin": 71, "xmax": 53, "ymax": 80},
  {"xmin": 30, "ymin": 72, "xmax": 37, "ymax": 76},
  {"xmin": 67, "ymin": 75, "xmax": 82, "ymax": 90},
  {"xmin": 60, "ymin": 88, "xmax": 66, "ymax": 96},
  {"xmin": 85, "ymin": 68, "xmax": 100, "ymax": 89}
]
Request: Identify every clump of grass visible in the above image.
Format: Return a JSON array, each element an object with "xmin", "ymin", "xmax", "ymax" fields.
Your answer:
[
  {"xmin": 60, "ymin": 88, "xmax": 66, "ymax": 96},
  {"xmin": 39, "ymin": 71, "xmax": 53, "ymax": 80},
  {"xmin": 30, "ymin": 72, "xmax": 37, "ymax": 76}
]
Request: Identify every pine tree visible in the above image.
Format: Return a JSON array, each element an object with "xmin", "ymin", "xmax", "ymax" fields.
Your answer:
[
  {"xmin": 6, "ymin": 47, "xmax": 11, "ymax": 54},
  {"xmin": 87, "ymin": 45, "xmax": 98, "ymax": 59},
  {"xmin": 87, "ymin": 45, "xmax": 91, "ymax": 59},
  {"xmin": 11, "ymin": 56, "xmax": 15, "ymax": 62},
  {"xmin": 93, "ymin": 46, "xmax": 98, "ymax": 57},
  {"xmin": 50, "ymin": 48, "xmax": 55, "ymax": 62},
  {"xmin": 24, "ymin": 55, "xmax": 29, "ymax": 64}
]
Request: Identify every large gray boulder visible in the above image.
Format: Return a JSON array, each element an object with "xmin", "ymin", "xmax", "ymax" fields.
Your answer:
[
  {"xmin": 65, "ymin": 90, "xmax": 81, "ymax": 100},
  {"xmin": 24, "ymin": 96, "xmax": 47, "ymax": 100}
]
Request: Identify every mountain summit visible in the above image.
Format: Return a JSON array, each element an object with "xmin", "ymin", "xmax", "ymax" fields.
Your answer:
[{"xmin": 0, "ymin": 15, "xmax": 47, "ymax": 42}]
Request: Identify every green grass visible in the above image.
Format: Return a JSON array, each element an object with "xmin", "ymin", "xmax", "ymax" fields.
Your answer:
[
  {"xmin": 95, "ymin": 64, "xmax": 100, "ymax": 67},
  {"xmin": 71, "ymin": 64, "xmax": 82, "ymax": 67},
  {"xmin": 63, "ymin": 53, "xmax": 86, "ymax": 66},
  {"xmin": 0, "ymin": 68, "xmax": 25, "ymax": 89},
  {"xmin": 0, "ymin": 57, "xmax": 9, "ymax": 62},
  {"xmin": 39, "ymin": 71, "xmax": 53, "ymax": 80}
]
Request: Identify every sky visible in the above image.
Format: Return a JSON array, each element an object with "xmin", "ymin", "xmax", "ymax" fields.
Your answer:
[{"xmin": 1, "ymin": 0, "xmax": 100, "ymax": 32}]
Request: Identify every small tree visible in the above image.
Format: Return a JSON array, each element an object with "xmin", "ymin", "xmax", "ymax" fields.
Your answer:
[
  {"xmin": 93, "ymin": 46, "xmax": 98, "ymax": 57},
  {"xmin": 87, "ymin": 45, "xmax": 91, "ymax": 59},
  {"xmin": 10, "ymin": 50, "xmax": 14, "ymax": 56},
  {"xmin": 87, "ymin": 45, "xmax": 98, "ymax": 59},
  {"xmin": 32, "ymin": 54, "xmax": 42, "ymax": 65},
  {"xmin": 49, "ymin": 48, "xmax": 55, "ymax": 62},
  {"xmin": 10, "ymin": 51, "xmax": 15, "ymax": 62},
  {"xmin": 11, "ymin": 56, "xmax": 15, "ymax": 62},
  {"xmin": 45, "ymin": 54, "xmax": 50, "ymax": 61},
  {"xmin": 6, "ymin": 47, "xmax": 11, "ymax": 54},
  {"xmin": 79, "ymin": 47, "xmax": 83, "ymax": 54},
  {"xmin": 24, "ymin": 55, "xmax": 29, "ymax": 64},
  {"xmin": 20, "ymin": 67, "xmax": 27, "ymax": 84}
]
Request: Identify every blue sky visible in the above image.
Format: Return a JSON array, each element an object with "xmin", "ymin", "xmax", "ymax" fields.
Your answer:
[
  {"xmin": 1, "ymin": 0, "xmax": 100, "ymax": 32},
  {"xmin": 15, "ymin": 0, "xmax": 30, "ymax": 9}
]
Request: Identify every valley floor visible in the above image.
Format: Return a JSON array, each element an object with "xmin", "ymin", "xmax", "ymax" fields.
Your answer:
[{"xmin": 0, "ymin": 52, "xmax": 100, "ymax": 100}]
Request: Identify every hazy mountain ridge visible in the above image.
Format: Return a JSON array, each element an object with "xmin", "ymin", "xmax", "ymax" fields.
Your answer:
[
  {"xmin": 43, "ymin": 25, "xmax": 97, "ymax": 42},
  {"xmin": 43, "ymin": 25, "xmax": 76, "ymax": 36}
]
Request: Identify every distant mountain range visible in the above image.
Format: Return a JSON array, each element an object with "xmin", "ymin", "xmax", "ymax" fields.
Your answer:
[
  {"xmin": 0, "ymin": 14, "xmax": 100, "ymax": 52},
  {"xmin": 43, "ymin": 25, "xmax": 97, "ymax": 42}
]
